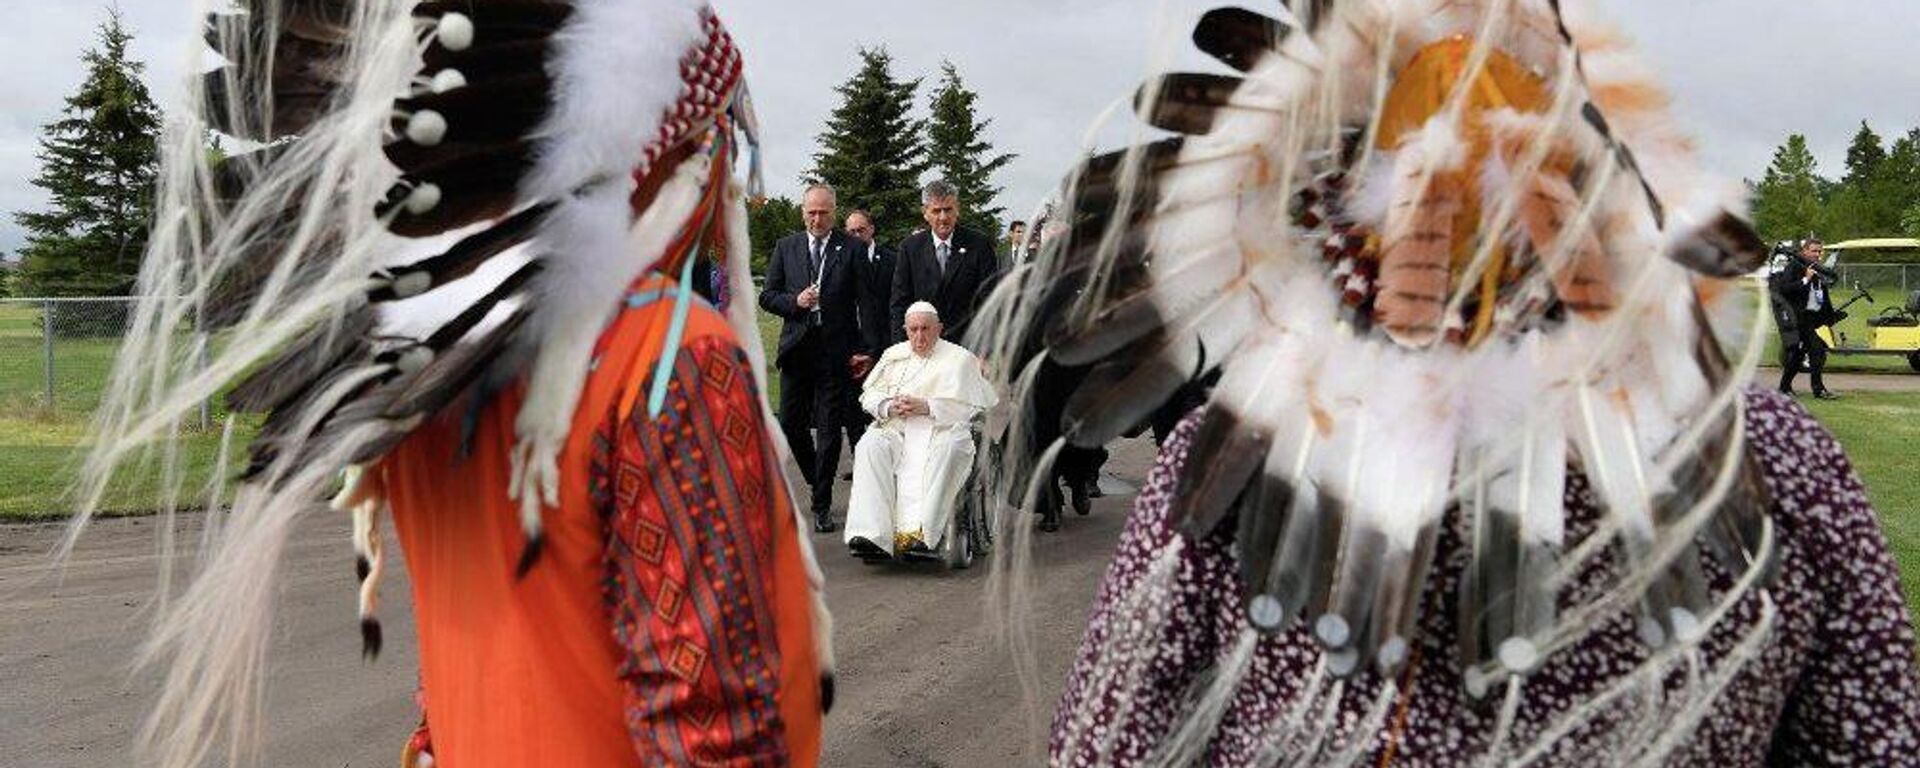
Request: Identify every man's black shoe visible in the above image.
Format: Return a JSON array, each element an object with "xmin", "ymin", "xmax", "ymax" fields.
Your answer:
[
  {"xmin": 1814, "ymin": 390, "xmax": 1841, "ymax": 400},
  {"xmin": 1071, "ymin": 482, "xmax": 1091, "ymax": 516},
  {"xmin": 1039, "ymin": 510, "xmax": 1062, "ymax": 533},
  {"xmin": 813, "ymin": 517, "xmax": 841, "ymax": 534},
  {"xmin": 848, "ymin": 537, "xmax": 888, "ymax": 560},
  {"xmin": 1777, "ymin": 387, "xmax": 1796, "ymax": 397}
]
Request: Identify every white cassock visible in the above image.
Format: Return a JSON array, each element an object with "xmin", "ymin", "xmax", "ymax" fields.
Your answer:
[{"xmin": 845, "ymin": 338, "xmax": 999, "ymax": 555}]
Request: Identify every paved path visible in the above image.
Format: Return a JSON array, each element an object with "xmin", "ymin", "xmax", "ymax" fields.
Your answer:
[
  {"xmin": 1759, "ymin": 369, "xmax": 1920, "ymax": 393},
  {"xmin": 0, "ymin": 437, "xmax": 1160, "ymax": 767}
]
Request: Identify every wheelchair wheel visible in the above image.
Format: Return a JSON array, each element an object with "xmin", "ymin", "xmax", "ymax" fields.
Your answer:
[{"xmin": 944, "ymin": 502, "xmax": 975, "ymax": 570}]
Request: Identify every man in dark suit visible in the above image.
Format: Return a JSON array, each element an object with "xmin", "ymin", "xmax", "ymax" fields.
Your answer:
[
  {"xmin": 759, "ymin": 184, "xmax": 865, "ymax": 532},
  {"xmin": 1771, "ymin": 239, "xmax": 1842, "ymax": 399},
  {"xmin": 842, "ymin": 208, "xmax": 894, "ymax": 460},
  {"xmin": 846, "ymin": 209, "xmax": 896, "ymax": 367},
  {"xmin": 889, "ymin": 180, "xmax": 1000, "ymax": 345}
]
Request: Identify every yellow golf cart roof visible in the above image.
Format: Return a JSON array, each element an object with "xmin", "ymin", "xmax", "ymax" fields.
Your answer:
[{"xmin": 1826, "ymin": 238, "xmax": 1920, "ymax": 251}]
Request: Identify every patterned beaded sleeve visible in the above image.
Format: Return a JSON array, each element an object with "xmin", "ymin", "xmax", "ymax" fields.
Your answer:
[
  {"xmin": 1748, "ymin": 391, "xmax": 1920, "ymax": 764},
  {"xmin": 1052, "ymin": 390, "xmax": 1920, "ymax": 766},
  {"xmin": 593, "ymin": 335, "xmax": 794, "ymax": 766}
]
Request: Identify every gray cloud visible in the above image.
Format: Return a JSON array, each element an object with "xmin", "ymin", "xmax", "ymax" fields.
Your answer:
[{"xmin": 4, "ymin": 1, "xmax": 1914, "ymax": 259}]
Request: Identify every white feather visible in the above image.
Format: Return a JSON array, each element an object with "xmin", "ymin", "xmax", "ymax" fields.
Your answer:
[{"xmin": 523, "ymin": 0, "xmax": 707, "ymax": 200}]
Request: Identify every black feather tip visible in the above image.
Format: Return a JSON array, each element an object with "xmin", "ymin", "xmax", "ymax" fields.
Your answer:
[
  {"xmin": 820, "ymin": 674, "xmax": 836, "ymax": 714},
  {"xmin": 514, "ymin": 533, "xmax": 545, "ymax": 580},
  {"xmin": 355, "ymin": 555, "xmax": 371, "ymax": 583},
  {"xmin": 361, "ymin": 617, "xmax": 384, "ymax": 661}
]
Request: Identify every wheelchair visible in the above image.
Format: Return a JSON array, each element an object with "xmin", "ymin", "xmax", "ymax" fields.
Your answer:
[
  {"xmin": 853, "ymin": 418, "xmax": 996, "ymax": 570},
  {"xmin": 935, "ymin": 430, "xmax": 995, "ymax": 569}
]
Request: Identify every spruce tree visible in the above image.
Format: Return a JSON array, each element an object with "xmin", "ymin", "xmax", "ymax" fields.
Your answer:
[
  {"xmin": 1750, "ymin": 135, "xmax": 1826, "ymax": 242},
  {"xmin": 926, "ymin": 62, "xmax": 1016, "ymax": 238},
  {"xmin": 1842, "ymin": 121, "xmax": 1886, "ymax": 188},
  {"xmin": 13, "ymin": 10, "xmax": 161, "ymax": 299},
  {"xmin": 809, "ymin": 48, "xmax": 928, "ymax": 244},
  {"xmin": 748, "ymin": 196, "xmax": 802, "ymax": 274}
]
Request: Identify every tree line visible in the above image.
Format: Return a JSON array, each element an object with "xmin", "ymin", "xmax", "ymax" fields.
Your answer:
[
  {"xmin": 31, "ymin": 16, "xmax": 1914, "ymax": 298},
  {"xmin": 749, "ymin": 49, "xmax": 1013, "ymax": 272},
  {"xmin": 1750, "ymin": 122, "xmax": 1920, "ymax": 255}
]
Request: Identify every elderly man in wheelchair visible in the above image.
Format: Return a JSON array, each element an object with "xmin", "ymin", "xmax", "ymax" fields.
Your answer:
[{"xmin": 845, "ymin": 302, "xmax": 998, "ymax": 566}]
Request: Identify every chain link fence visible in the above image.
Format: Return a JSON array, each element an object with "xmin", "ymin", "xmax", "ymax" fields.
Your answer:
[
  {"xmin": 1, "ymin": 297, "xmax": 132, "ymax": 419},
  {"xmin": 1833, "ymin": 263, "xmax": 1919, "ymax": 310},
  {"xmin": 0, "ymin": 297, "xmax": 215, "ymax": 427}
]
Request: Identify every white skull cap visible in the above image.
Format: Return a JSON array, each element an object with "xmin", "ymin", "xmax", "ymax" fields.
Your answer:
[{"xmin": 906, "ymin": 301, "xmax": 939, "ymax": 320}]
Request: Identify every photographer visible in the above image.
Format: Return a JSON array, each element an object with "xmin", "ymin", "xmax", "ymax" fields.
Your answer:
[{"xmin": 1771, "ymin": 239, "xmax": 1842, "ymax": 399}]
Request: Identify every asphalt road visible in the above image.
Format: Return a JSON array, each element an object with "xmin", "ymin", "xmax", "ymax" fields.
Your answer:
[{"xmin": 0, "ymin": 437, "xmax": 1158, "ymax": 767}]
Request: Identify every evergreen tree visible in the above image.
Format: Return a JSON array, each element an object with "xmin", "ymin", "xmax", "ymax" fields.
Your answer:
[
  {"xmin": 809, "ymin": 48, "xmax": 928, "ymax": 244},
  {"xmin": 1750, "ymin": 135, "xmax": 1826, "ymax": 242},
  {"xmin": 1825, "ymin": 121, "xmax": 1904, "ymax": 237},
  {"xmin": 13, "ymin": 11, "xmax": 161, "ymax": 299},
  {"xmin": 748, "ymin": 196, "xmax": 802, "ymax": 274},
  {"xmin": 1842, "ymin": 121, "xmax": 1886, "ymax": 188},
  {"xmin": 926, "ymin": 62, "xmax": 1016, "ymax": 237},
  {"xmin": 1869, "ymin": 129, "xmax": 1920, "ymax": 236}
]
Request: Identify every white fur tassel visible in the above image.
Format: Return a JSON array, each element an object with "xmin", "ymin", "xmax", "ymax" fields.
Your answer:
[{"xmin": 333, "ymin": 465, "xmax": 388, "ymax": 658}]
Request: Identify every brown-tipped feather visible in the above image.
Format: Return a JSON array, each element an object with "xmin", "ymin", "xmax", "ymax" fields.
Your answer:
[
  {"xmin": 1135, "ymin": 73, "xmax": 1255, "ymax": 136},
  {"xmin": 1665, "ymin": 209, "xmax": 1768, "ymax": 278},
  {"xmin": 1192, "ymin": 7, "xmax": 1293, "ymax": 73},
  {"xmin": 369, "ymin": 202, "xmax": 552, "ymax": 302},
  {"xmin": 1172, "ymin": 405, "xmax": 1273, "ymax": 537},
  {"xmin": 1516, "ymin": 169, "xmax": 1616, "ymax": 317},
  {"xmin": 1374, "ymin": 169, "xmax": 1464, "ymax": 346},
  {"xmin": 201, "ymin": 0, "xmax": 354, "ymax": 141}
]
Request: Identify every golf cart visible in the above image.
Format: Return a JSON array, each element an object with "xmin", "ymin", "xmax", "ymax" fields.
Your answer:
[{"xmin": 1810, "ymin": 238, "xmax": 1920, "ymax": 372}]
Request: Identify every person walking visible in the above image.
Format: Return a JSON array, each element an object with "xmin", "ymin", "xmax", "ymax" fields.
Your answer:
[
  {"xmin": 761, "ymin": 184, "xmax": 867, "ymax": 532},
  {"xmin": 1773, "ymin": 239, "xmax": 1841, "ymax": 399}
]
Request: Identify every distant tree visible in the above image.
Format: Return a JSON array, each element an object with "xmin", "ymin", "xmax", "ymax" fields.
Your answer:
[
  {"xmin": 926, "ymin": 62, "xmax": 1016, "ymax": 237},
  {"xmin": 809, "ymin": 48, "xmax": 929, "ymax": 245},
  {"xmin": 1750, "ymin": 134, "xmax": 1827, "ymax": 242},
  {"xmin": 12, "ymin": 10, "xmax": 160, "ymax": 301},
  {"xmin": 1869, "ymin": 129, "xmax": 1920, "ymax": 237},
  {"xmin": 1842, "ymin": 121, "xmax": 1887, "ymax": 188},
  {"xmin": 748, "ymin": 196, "xmax": 802, "ymax": 275}
]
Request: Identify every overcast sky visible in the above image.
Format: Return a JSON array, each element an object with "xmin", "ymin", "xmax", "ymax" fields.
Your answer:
[{"xmin": 4, "ymin": 1, "xmax": 1917, "ymax": 260}]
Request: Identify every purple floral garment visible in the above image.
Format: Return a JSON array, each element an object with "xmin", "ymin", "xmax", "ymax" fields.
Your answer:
[{"xmin": 1052, "ymin": 389, "xmax": 1920, "ymax": 766}]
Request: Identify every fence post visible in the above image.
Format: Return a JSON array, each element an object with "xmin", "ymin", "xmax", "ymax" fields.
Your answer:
[
  {"xmin": 41, "ymin": 298, "xmax": 55, "ymax": 412},
  {"xmin": 196, "ymin": 328, "xmax": 212, "ymax": 432}
]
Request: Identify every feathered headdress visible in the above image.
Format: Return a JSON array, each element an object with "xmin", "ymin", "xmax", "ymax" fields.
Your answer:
[
  {"xmin": 976, "ymin": 0, "xmax": 1776, "ymax": 756},
  {"xmin": 66, "ymin": 2, "xmax": 815, "ymax": 766}
]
